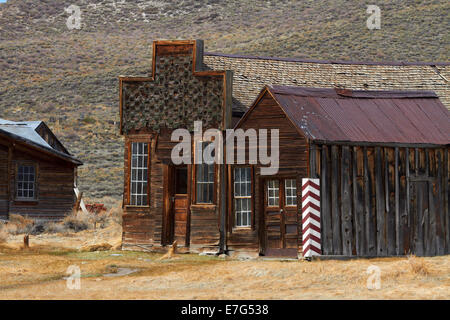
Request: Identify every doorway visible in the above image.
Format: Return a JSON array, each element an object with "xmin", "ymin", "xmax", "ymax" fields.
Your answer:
[
  {"xmin": 170, "ymin": 165, "xmax": 189, "ymax": 246},
  {"xmin": 263, "ymin": 178, "xmax": 299, "ymax": 257}
]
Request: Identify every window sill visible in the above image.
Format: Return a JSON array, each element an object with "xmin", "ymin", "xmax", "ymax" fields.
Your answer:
[
  {"xmin": 232, "ymin": 226, "xmax": 253, "ymax": 232},
  {"xmin": 191, "ymin": 204, "xmax": 217, "ymax": 209},
  {"xmin": 125, "ymin": 205, "xmax": 150, "ymax": 209}
]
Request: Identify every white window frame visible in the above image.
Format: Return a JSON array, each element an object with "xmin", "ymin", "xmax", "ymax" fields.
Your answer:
[
  {"xmin": 130, "ymin": 142, "xmax": 149, "ymax": 206},
  {"xmin": 195, "ymin": 141, "xmax": 215, "ymax": 204},
  {"xmin": 234, "ymin": 167, "xmax": 252, "ymax": 227},
  {"xmin": 16, "ymin": 164, "xmax": 37, "ymax": 200},
  {"xmin": 267, "ymin": 179, "xmax": 280, "ymax": 207},
  {"xmin": 285, "ymin": 179, "xmax": 297, "ymax": 206}
]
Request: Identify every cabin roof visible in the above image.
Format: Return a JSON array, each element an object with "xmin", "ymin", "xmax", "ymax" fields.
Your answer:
[
  {"xmin": 203, "ymin": 52, "xmax": 450, "ymax": 114},
  {"xmin": 0, "ymin": 119, "xmax": 82, "ymax": 165},
  {"xmin": 248, "ymin": 85, "xmax": 450, "ymax": 145}
]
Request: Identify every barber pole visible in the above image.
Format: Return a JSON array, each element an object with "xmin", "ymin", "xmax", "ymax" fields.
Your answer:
[{"xmin": 302, "ymin": 178, "xmax": 321, "ymax": 258}]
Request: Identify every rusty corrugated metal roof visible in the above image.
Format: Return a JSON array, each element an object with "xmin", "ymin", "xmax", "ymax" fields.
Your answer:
[{"xmin": 267, "ymin": 85, "xmax": 450, "ymax": 145}]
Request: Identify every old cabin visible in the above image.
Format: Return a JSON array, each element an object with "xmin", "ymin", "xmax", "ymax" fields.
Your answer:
[
  {"xmin": 0, "ymin": 119, "xmax": 82, "ymax": 220},
  {"xmin": 119, "ymin": 40, "xmax": 232, "ymax": 252},
  {"xmin": 231, "ymin": 85, "xmax": 449, "ymax": 257},
  {"xmin": 119, "ymin": 39, "xmax": 449, "ymax": 257}
]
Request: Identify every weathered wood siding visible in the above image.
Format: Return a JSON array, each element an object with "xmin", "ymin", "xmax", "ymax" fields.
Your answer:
[
  {"xmin": 0, "ymin": 145, "xmax": 8, "ymax": 219},
  {"xmin": 313, "ymin": 144, "xmax": 449, "ymax": 256},
  {"xmin": 0, "ymin": 139, "xmax": 76, "ymax": 220},
  {"xmin": 7, "ymin": 149, "xmax": 76, "ymax": 220},
  {"xmin": 228, "ymin": 92, "xmax": 308, "ymax": 254},
  {"xmin": 122, "ymin": 135, "xmax": 162, "ymax": 249},
  {"xmin": 122, "ymin": 134, "xmax": 222, "ymax": 252}
]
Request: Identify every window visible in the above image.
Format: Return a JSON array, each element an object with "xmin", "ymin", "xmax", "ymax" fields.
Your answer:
[
  {"xmin": 174, "ymin": 166, "xmax": 188, "ymax": 194},
  {"xmin": 130, "ymin": 142, "xmax": 149, "ymax": 206},
  {"xmin": 267, "ymin": 179, "xmax": 279, "ymax": 206},
  {"xmin": 285, "ymin": 179, "xmax": 297, "ymax": 206},
  {"xmin": 234, "ymin": 167, "xmax": 252, "ymax": 227},
  {"xmin": 196, "ymin": 142, "xmax": 215, "ymax": 204},
  {"xmin": 16, "ymin": 164, "xmax": 36, "ymax": 200}
]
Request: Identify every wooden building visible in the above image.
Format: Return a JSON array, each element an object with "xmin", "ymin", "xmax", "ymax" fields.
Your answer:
[
  {"xmin": 230, "ymin": 85, "xmax": 449, "ymax": 257},
  {"xmin": 119, "ymin": 40, "xmax": 232, "ymax": 252},
  {"xmin": 119, "ymin": 39, "xmax": 449, "ymax": 257},
  {"xmin": 0, "ymin": 119, "xmax": 82, "ymax": 220}
]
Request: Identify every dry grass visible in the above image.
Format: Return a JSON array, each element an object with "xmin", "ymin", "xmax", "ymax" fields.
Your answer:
[
  {"xmin": 0, "ymin": 206, "xmax": 448, "ymax": 299},
  {"xmin": 407, "ymin": 254, "xmax": 431, "ymax": 276},
  {"xmin": 0, "ymin": 247, "xmax": 448, "ymax": 299}
]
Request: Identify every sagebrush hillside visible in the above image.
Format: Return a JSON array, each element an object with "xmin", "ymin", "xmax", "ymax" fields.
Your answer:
[{"xmin": 0, "ymin": 0, "xmax": 448, "ymax": 200}]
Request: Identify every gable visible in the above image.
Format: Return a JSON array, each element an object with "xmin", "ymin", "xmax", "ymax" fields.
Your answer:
[{"xmin": 120, "ymin": 40, "xmax": 232, "ymax": 135}]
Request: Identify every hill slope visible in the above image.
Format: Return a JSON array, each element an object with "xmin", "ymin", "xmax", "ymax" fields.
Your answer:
[{"xmin": 0, "ymin": 0, "xmax": 448, "ymax": 201}]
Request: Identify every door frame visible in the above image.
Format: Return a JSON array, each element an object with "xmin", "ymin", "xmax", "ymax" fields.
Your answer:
[
  {"xmin": 163, "ymin": 164, "xmax": 192, "ymax": 247},
  {"xmin": 259, "ymin": 175, "xmax": 299, "ymax": 257}
]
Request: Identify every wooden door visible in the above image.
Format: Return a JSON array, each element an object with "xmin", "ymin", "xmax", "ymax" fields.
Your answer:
[
  {"xmin": 264, "ymin": 178, "xmax": 299, "ymax": 257},
  {"xmin": 171, "ymin": 166, "xmax": 189, "ymax": 246}
]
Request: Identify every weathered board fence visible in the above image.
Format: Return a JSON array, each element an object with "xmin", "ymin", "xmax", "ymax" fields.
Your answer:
[{"xmin": 310, "ymin": 143, "xmax": 449, "ymax": 256}]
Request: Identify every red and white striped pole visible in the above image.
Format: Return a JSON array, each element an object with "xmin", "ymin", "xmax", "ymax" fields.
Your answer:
[{"xmin": 302, "ymin": 178, "xmax": 321, "ymax": 258}]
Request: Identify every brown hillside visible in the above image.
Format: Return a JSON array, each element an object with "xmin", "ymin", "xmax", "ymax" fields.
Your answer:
[{"xmin": 0, "ymin": 0, "xmax": 448, "ymax": 200}]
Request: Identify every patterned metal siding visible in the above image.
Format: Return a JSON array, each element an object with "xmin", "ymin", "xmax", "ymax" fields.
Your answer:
[{"xmin": 122, "ymin": 54, "xmax": 224, "ymax": 134}]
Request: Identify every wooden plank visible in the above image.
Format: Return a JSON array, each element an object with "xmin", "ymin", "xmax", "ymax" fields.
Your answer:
[
  {"xmin": 386, "ymin": 148, "xmax": 396, "ymax": 256},
  {"xmin": 309, "ymin": 144, "xmax": 317, "ymax": 178},
  {"xmin": 340, "ymin": 145, "xmax": 353, "ymax": 255},
  {"xmin": 364, "ymin": 147, "xmax": 376, "ymax": 256},
  {"xmin": 434, "ymin": 149, "xmax": 444, "ymax": 256},
  {"xmin": 352, "ymin": 146, "xmax": 363, "ymax": 255},
  {"xmin": 331, "ymin": 145, "xmax": 342, "ymax": 255},
  {"xmin": 321, "ymin": 145, "xmax": 333, "ymax": 255},
  {"xmin": 394, "ymin": 147, "xmax": 400, "ymax": 255},
  {"xmin": 414, "ymin": 180, "xmax": 426, "ymax": 256},
  {"xmin": 444, "ymin": 149, "xmax": 449, "ymax": 254},
  {"xmin": 375, "ymin": 147, "xmax": 386, "ymax": 256},
  {"xmin": 398, "ymin": 148, "xmax": 408, "ymax": 255}
]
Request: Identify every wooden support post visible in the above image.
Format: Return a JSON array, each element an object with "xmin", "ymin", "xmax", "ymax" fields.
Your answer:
[{"xmin": 23, "ymin": 234, "xmax": 29, "ymax": 249}]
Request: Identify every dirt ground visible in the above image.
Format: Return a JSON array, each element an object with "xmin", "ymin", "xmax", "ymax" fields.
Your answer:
[{"xmin": 0, "ymin": 226, "xmax": 449, "ymax": 300}]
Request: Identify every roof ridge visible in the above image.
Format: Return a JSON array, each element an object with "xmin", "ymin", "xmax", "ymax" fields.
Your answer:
[
  {"xmin": 267, "ymin": 85, "xmax": 439, "ymax": 99},
  {"xmin": 204, "ymin": 52, "xmax": 450, "ymax": 67}
]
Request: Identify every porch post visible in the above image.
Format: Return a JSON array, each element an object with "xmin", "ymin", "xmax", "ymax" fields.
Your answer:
[{"xmin": 302, "ymin": 178, "xmax": 321, "ymax": 258}]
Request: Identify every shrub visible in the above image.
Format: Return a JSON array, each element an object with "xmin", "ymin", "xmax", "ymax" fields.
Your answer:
[
  {"xmin": 44, "ymin": 222, "xmax": 67, "ymax": 234},
  {"xmin": 407, "ymin": 254, "xmax": 430, "ymax": 276},
  {"xmin": 0, "ymin": 227, "xmax": 8, "ymax": 243},
  {"xmin": 63, "ymin": 216, "xmax": 89, "ymax": 232},
  {"xmin": 8, "ymin": 214, "xmax": 34, "ymax": 235},
  {"xmin": 30, "ymin": 222, "xmax": 46, "ymax": 235}
]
